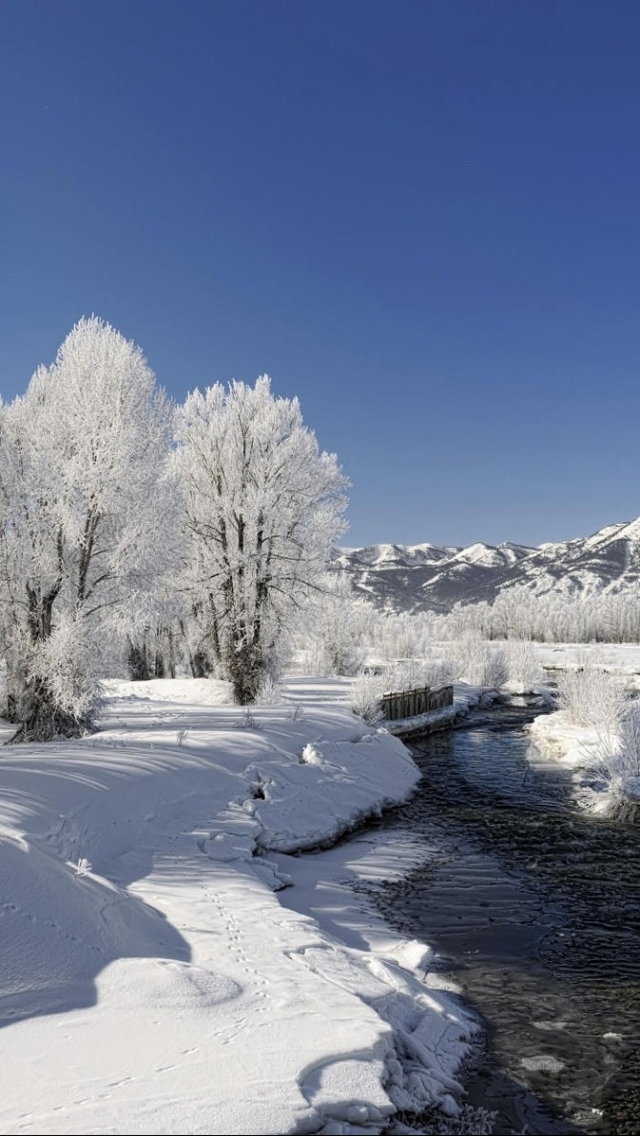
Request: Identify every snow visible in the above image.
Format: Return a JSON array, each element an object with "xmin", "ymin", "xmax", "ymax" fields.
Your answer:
[
  {"xmin": 527, "ymin": 711, "xmax": 602, "ymax": 768},
  {"xmin": 535, "ymin": 641, "xmax": 640, "ymax": 679},
  {"xmin": 498, "ymin": 541, "xmax": 536, "ymax": 559},
  {"xmin": 335, "ymin": 543, "xmax": 456, "ymax": 571},
  {"xmin": 0, "ymin": 676, "xmax": 474, "ymax": 1135},
  {"xmin": 272, "ymin": 832, "xmax": 475, "ymax": 1124},
  {"xmin": 448, "ymin": 542, "xmax": 506, "ymax": 568}
]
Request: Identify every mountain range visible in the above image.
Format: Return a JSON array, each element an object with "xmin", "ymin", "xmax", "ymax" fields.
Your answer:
[{"xmin": 335, "ymin": 517, "xmax": 640, "ymax": 614}]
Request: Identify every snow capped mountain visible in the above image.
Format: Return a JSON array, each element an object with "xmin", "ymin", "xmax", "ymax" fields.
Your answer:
[
  {"xmin": 336, "ymin": 519, "xmax": 640, "ymax": 613},
  {"xmin": 336, "ymin": 542, "xmax": 455, "ymax": 568}
]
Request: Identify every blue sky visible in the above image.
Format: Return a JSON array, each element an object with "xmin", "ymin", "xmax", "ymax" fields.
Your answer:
[{"xmin": 1, "ymin": 1, "xmax": 639, "ymax": 549}]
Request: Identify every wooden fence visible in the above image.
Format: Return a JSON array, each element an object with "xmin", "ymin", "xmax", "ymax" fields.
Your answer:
[{"xmin": 379, "ymin": 684, "xmax": 454, "ymax": 722}]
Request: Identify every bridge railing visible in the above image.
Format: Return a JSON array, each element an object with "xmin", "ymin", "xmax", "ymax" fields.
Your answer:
[{"xmin": 379, "ymin": 684, "xmax": 454, "ymax": 722}]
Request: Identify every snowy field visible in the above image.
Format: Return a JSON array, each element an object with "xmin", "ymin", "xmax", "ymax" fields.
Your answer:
[
  {"xmin": 534, "ymin": 641, "xmax": 640, "ymax": 677},
  {"xmin": 0, "ymin": 677, "xmax": 474, "ymax": 1136},
  {"xmin": 419, "ymin": 639, "xmax": 640, "ymax": 682}
]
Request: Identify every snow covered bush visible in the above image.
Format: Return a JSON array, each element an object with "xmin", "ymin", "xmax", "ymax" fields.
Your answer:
[
  {"xmin": 421, "ymin": 657, "xmax": 456, "ymax": 687},
  {"xmin": 234, "ymin": 708, "xmax": 260, "ymax": 730},
  {"xmin": 387, "ymin": 656, "xmax": 453, "ymax": 692},
  {"xmin": 355, "ymin": 607, "xmax": 436, "ymax": 666},
  {"xmin": 504, "ymin": 638, "xmax": 543, "ymax": 692},
  {"xmin": 300, "ymin": 573, "xmax": 365, "ymax": 677},
  {"xmin": 451, "ymin": 634, "xmax": 479, "ymax": 683},
  {"xmin": 389, "ymin": 658, "xmax": 427, "ymax": 692},
  {"xmin": 0, "ymin": 317, "xmax": 177, "ymax": 740},
  {"xmin": 256, "ymin": 675, "xmax": 283, "ymax": 704},
  {"xmin": 483, "ymin": 646, "xmax": 509, "ymax": 689},
  {"xmin": 454, "ymin": 634, "xmax": 508, "ymax": 689},
  {"xmin": 596, "ymin": 702, "xmax": 640, "ymax": 775},
  {"xmin": 589, "ymin": 702, "xmax": 640, "ymax": 822},
  {"xmin": 557, "ymin": 666, "xmax": 626, "ymax": 732},
  {"xmin": 172, "ymin": 376, "xmax": 349, "ymax": 704},
  {"xmin": 349, "ymin": 671, "xmax": 385, "ymax": 724}
]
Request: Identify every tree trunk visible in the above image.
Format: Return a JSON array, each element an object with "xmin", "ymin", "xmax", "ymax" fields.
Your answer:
[
  {"xmin": 7, "ymin": 676, "xmax": 87, "ymax": 743},
  {"xmin": 228, "ymin": 635, "xmax": 264, "ymax": 704},
  {"xmin": 128, "ymin": 639, "xmax": 151, "ymax": 680}
]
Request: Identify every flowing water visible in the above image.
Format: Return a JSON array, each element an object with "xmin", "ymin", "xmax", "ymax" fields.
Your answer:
[{"xmin": 368, "ymin": 699, "xmax": 640, "ymax": 1134}]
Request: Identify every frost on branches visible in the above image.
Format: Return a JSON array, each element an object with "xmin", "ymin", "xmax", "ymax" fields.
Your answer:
[
  {"xmin": 173, "ymin": 376, "xmax": 349, "ymax": 703},
  {"xmin": 299, "ymin": 572, "xmax": 366, "ymax": 677},
  {"xmin": 0, "ymin": 317, "xmax": 177, "ymax": 741}
]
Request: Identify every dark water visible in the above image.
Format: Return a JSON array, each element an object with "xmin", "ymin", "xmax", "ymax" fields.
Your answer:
[{"xmin": 368, "ymin": 700, "xmax": 640, "ymax": 1135}]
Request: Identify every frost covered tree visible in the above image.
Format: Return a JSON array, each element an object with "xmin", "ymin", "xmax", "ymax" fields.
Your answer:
[
  {"xmin": 173, "ymin": 376, "xmax": 349, "ymax": 703},
  {"xmin": 0, "ymin": 317, "xmax": 176, "ymax": 740},
  {"xmin": 301, "ymin": 572, "xmax": 365, "ymax": 677}
]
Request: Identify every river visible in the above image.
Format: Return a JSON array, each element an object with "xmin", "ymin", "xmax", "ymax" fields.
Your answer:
[{"xmin": 365, "ymin": 698, "xmax": 640, "ymax": 1135}]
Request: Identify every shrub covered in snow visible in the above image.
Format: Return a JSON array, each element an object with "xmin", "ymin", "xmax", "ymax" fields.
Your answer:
[
  {"xmin": 300, "ymin": 573, "xmax": 366, "ymax": 678},
  {"xmin": 557, "ymin": 666, "xmax": 626, "ymax": 731},
  {"xmin": 388, "ymin": 656, "xmax": 455, "ymax": 693},
  {"xmin": 454, "ymin": 634, "xmax": 508, "ymax": 689},
  {"xmin": 349, "ymin": 671, "xmax": 385, "ymax": 724},
  {"xmin": 256, "ymin": 675, "xmax": 283, "ymax": 705},
  {"xmin": 590, "ymin": 702, "xmax": 640, "ymax": 822},
  {"xmin": 504, "ymin": 637, "xmax": 543, "ymax": 692}
]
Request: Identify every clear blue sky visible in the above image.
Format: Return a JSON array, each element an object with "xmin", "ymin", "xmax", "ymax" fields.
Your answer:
[{"xmin": 1, "ymin": 1, "xmax": 639, "ymax": 549}]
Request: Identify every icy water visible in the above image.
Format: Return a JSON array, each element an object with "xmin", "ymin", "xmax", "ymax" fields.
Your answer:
[{"xmin": 369, "ymin": 700, "xmax": 640, "ymax": 1135}]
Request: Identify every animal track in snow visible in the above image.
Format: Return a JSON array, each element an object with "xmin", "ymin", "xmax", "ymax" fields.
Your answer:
[{"xmin": 204, "ymin": 886, "xmax": 273, "ymax": 1005}]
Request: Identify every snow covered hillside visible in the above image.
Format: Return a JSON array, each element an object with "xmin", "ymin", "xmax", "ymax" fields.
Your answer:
[
  {"xmin": 336, "ymin": 517, "xmax": 640, "ymax": 613},
  {"xmin": 0, "ymin": 678, "xmax": 473, "ymax": 1135}
]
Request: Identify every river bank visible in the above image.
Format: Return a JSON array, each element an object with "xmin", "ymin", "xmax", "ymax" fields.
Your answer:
[{"xmin": 0, "ymin": 675, "xmax": 475, "ymax": 1136}]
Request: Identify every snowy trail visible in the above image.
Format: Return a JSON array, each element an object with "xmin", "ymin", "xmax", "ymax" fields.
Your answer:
[{"xmin": 0, "ymin": 678, "xmax": 474, "ymax": 1135}]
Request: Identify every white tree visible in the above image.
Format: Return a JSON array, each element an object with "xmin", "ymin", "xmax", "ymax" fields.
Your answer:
[
  {"xmin": 301, "ymin": 572, "xmax": 365, "ymax": 677},
  {"xmin": 173, "ymin": 375, "xmax": 349, "ymax": 703},
  {"xmin": 0, "ymin": 317, "xmax": 176, "ymax": 740}
]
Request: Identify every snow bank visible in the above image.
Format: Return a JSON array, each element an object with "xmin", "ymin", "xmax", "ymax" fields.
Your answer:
[
  {"xmin": 528, "ymin": 710, "xmax": 640, "ymax": 820},
  {"xmin": 273, "ymin": 832, "xmax": 476, "ymax": 1129},
  {"xmin": 527, "ymin": 711, "xmax": 602, "ymax": 768},
  {"xmin": 0, "ymin": 676, "xmax": 473, "ymax": 1135}
]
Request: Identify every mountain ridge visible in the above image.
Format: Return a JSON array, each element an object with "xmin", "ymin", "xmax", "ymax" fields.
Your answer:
[{"xmin": 335, "ymin": 518, "xmax": 640, "ymax": 613}]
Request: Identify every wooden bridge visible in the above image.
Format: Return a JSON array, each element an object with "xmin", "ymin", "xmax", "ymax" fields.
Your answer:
[{"xmin": 379, "ymin": 684, "xmax": 454, "ymax": 722}]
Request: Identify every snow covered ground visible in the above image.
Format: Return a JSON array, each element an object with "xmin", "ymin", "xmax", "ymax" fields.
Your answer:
[
  {"xmin": 527, "ymin": 711, "xmax": 602, "ymax": 770},
  {"xmin": 534, "ymin": 641, "xmax": 640, "ymax": 679},
  {"xmin": 0, "ymin": 676, "xmax": 475, "ymax": 1135},
  {"xmin": 419, "ymin": 639, "xmax": 640, "ymax": 680}
]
